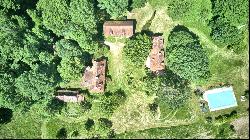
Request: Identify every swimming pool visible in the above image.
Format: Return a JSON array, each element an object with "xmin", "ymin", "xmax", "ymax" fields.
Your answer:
[{"xmin": 203, "ymin": 86, "xmax": 238, "ymax": 111}]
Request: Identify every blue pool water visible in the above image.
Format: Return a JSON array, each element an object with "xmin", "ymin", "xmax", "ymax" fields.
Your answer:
[{"xmin": 206, "ymin": 87, "xmax": 237, "ymax": 111}]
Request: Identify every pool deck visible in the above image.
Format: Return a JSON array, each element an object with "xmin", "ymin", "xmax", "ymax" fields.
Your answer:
[{"xmin": 203, "ymin": 86, "xmax": 238, "ymax": 111}]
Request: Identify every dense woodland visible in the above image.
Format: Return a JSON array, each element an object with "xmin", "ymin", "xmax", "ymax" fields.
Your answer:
[{"xmin": 0, "ymin": 0, "xmax": 249, "ymax": 139}]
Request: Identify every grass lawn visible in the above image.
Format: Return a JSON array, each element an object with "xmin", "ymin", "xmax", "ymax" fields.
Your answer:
[
  {"xmin": 45, "ymin": 117, "xmax": 86, "ymax": 139},
  {"xmin": 0, "ymin": 105, "xmax": 44, "ymax": 139}
]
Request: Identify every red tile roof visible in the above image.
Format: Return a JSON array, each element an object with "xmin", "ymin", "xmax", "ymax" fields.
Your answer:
[
  {"xmin": 146, "ymin": 36, "xmax": 165, "ymax": 72},
  {"xmin": 103, "ymin": 21, "xmax": 134, "ymax": 37}
]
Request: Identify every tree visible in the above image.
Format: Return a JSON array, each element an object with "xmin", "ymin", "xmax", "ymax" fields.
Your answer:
[
  {"xmin": 212, "ymin": 0, "xmax": 249, "ymax": 27},
  {"xmin": 0, "ymin": 0, "xmax": 20, "ymax": 10},
  {"xmin": 14, "ymin": 66, "xmax": 57, "ymax": 102},
  {"xmin": 166, "ymin": 27, "xmax": 210, "ymax": 82},
  {"xmin": 209, "ymin": 17, "xmax": 244, "ymax": 47},
  {"xmin": 98, "ymin": 89, "xmax": 126, "ymax": 117},
  {"xmin": 0, "ymin": 73, "xmax": 15, "ymax": 108},
  {"xmin": 55, "ymin": 39, "xmax": 86, "ymax": 82},
  {"xmin": 97, "ymin": 0, "xmax": 128, "ymax": 18},
  {"xmin": 69, "ymin": 0, "xmax": 97, "ymax": 33},
  {"xmin": 123, "ymin": 33, "xmax": 152, "ymax": 67},
  {"xmin": 0, "ymin": 10, "xmax": 24, "ymax": 61},
  {"xmin": 131, "ymin": 0, "xmax": 147, "ymax": 9},
  {"xmin": 46, "ymin": 98, "xmax": 66, "ymax": 114},
  {"xmin": 57, "ymin": 57, "xmax": 85, "ymax": 82},
  {"xmin": 55, "ymin": 39, "xmax": 83, "ymax": 58},
  {"xmin": 37, "ymin": 0, "xmax": 97, "ymax": 49}
]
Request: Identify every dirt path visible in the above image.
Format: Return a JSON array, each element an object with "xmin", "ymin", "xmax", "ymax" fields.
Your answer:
[
  {"xmin": 104, "ymin": 41, "xmax": 125, "ymax": 86},
  {"xmin": 231, "ymin": 116, "xmax": 249, "ymax": 139},
  {"xmin": 41, "ymin": 119, "xmax": 48, "ymax": 139}
]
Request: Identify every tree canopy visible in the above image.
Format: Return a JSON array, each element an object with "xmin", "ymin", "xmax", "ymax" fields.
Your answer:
[
  {"xmin": 211, "ymin": 0, "xmax": 249, "ymax": 27},
  {"xmin": 123, "ymin": 33, "xmax": 152, "ymax": 67},
  {"xmin": 55, "ymin": 39, "xmax": 86, "ymax": 82},
  {"xmin": 14, "ymin": 66, "xmax": 57, "ymax": 102},
  {"xmin": 37, "ymin": 0, "xmax": 97, "ymax": 51},
  {"xmin": 97, "ymin": 0, "xmax": 128, "ymax": 19},
  {"xmin": 166, "ymin": 27, "xmax": 210, "ymax": 82}
]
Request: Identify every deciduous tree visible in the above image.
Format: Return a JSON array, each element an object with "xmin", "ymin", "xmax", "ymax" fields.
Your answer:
[
  {"xmin": 97, "ymin": 0, "xmax": 128, "ymax": 18},
  {"xmin": 166, "ymin": 27, "xmax": 210, "ymax": 82},
  {"xmin": 123, "ymin": 33, "xmax": 152, "ymax": 67}
]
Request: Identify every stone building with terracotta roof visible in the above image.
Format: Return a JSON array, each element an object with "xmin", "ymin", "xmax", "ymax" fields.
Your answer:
[
  {"xmin": 146, "ymin": 36, "xmax": 165, "ymax": 73},
  {"xmin": 55, "ymin": 90, "xmax": 84, "ymax": 103},
  {"xmin": 103, "ymin": 20, "xmax": 134, "ymax": 38},
  {"xmin": 81, "ymin": 59, "xmax": 106, "ymax": 93}
]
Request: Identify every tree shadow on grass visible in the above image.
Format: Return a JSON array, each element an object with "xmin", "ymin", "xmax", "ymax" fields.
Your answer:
[
  {"xmin": 47, "ymin": 98, "xmax": 66, "ymax": 114},
  {"xmin": 56, "ymin": 128, "xmax": 67, "ymax": 139},
  {"xmin": 85, "ymin": 118, "xmax": 95, "ymax": 131},
  {"xmin": 170, "ymin": 25, "xmax": 199, "ymax": 41},
  {"xmin": 0, "ymin": 107, "xmax": 13, "ymax": 124}
]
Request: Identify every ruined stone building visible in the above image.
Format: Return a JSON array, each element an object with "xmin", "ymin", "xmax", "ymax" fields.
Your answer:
[{"xmin": 81, "ymin": 59, "xmax": 106, "ymax": 93}]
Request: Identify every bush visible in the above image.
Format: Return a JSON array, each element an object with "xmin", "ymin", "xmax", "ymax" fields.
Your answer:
[
  {"xmin": 148, "ymin": 102, "xmax": 158, "ymax": 114},
  {"xmin": 81, "ymin": 101, "xmax": 92, "ymax": 112},
  {"xmin": 167, "ymin": 0, "xmax": 212, "ymax": 25},
  {"xmin": 215, "ymin": 123, "xmax": 236, "ymax": 139},
  {"xmin": 205, "ymin": 116, "xmax": 213, "ymax": 123}
]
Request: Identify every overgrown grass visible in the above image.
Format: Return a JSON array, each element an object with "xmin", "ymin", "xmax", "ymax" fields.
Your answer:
[
  {"xmin": 127, "ymin": 2, "xmax": 155, "ymax": 32},
  {"xmin": 116, "ymin": 122, "xmax": 215, "ymax": 139}
]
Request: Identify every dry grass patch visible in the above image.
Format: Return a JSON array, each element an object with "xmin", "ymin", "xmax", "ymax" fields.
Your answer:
[{"xmin": 127, "ymin": 2, "xmax": 155, "ymax": 32}]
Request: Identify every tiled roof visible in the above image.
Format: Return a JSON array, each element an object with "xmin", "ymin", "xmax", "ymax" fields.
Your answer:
[
  {"xmin": 103, "ymin": 20, "xmax": 134, "ymax": 37},
  {"xmin": 103, "ymin": 21, "xmax": 133, "ymax": 26},
  {"xmin": 146, "ymin": 36, "xmax": 165, "ymax": 72}
]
